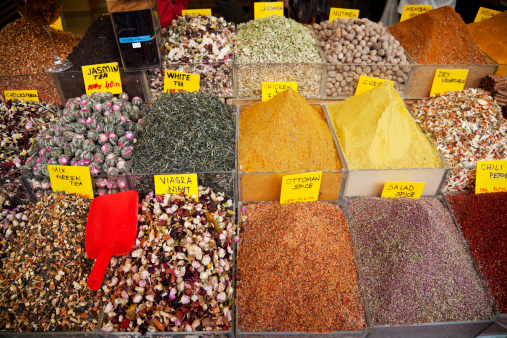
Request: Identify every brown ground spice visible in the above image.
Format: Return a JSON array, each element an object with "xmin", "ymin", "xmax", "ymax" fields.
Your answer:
[
  {"xmin": 388, "ymin": 6, "xmax": 492, "ymax": 65},
  {"xmin": 467, "ymin": 11, "xmax": 507, "ymax": 64}
]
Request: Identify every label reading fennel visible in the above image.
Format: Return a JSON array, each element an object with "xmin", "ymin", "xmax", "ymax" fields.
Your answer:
[
  {"xmin": 164, "ymin": 70, "xmax": 200, "ymax": 93},
  {"xmin": 82, "ymin": 62, "xmax": 123, "ymax": 95},
  {"xmin": 381, "ymin": 182, "xmax": 426, "ymax": 199},
  {"xmin": 430, "ymin": 69, "xmax": 468, "ymax": 97},
  {"xmin": 48, "ymin": 165, "xmax": 94, "ymax": 199},
  {"xmin": 329, "ymin": 8, "xmax": 359, "ymax": 21},
  {"xmin": 400, "ymin": 5, "xmax": 432, "ymax": 22},
  {"xmin": 280, "ymin": 172, "xmax": 322, "ymax": 204},
  {"xmin": 262, "ymin": 82, "xmax": 297, "ymax": 101},
  {"xmin": 474, "ymin": 7, "xmax": 501, "ymax": 22},
  {"xmin": 254, "ymin": 2, "xmax": 283, "ymax": 19},
  {"xmin": 182, "ymin": 9, "xmax": 212, "ymax": 16},
  {"xmin": 355, "ymin": 76, "xmax": 394, "ymax": 96},
  {"xmin": 4, "ymin": 90, "xmax": 39, "ymax": 102},
  {"xmin": 476, "ymin": 160, "xmax": 507, "ymax": 194},
  {"xmin": 154, "ymin": 174, "xmax": 198, "ymax": 199}
]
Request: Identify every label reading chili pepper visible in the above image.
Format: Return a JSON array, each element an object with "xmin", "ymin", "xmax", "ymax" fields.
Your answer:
[
  {"xmin": 474, "ymin": 7, "xmax": 501, "ymax": 22},
  {"xmin": 182, "ymin": 9, "xmax": 212, "ymax": 16},
  {"xmin": 4, "ymin": 90, "xmax": 39, "ymax": 102},
  {"xmin": 400, "ymin": 5, "xmax": 432, "ymax": 22},
  {"xmin": 355, "ymin": 76, "xmax": 394, "ymax": 96},
  {"xmin": 381, "ymin": 181, "xmax": 426, "ymax": 199},
  {"xmin": 280, "ymin": 171, "xmax": 322, "ymax": 204},
  {"xmin": 475, "ymin": 160, "xmax": 507, "ymax": 194},
  {"xmin": 48, "ymin": 165, "xmax": 94, "ymax": 199},
  {"xmin": 254, "ymin": 2, "xmax": 284, "ymax": 19},
  {"xmin": 429, "ymin": 69, "xmax": 468, "ymax": 97},
  {"xmin": 154, "ymin": 174, "xmax": 198, "ymax": 201},
  {"xmin": 262, "ymin": 82, "xmax": 297, "ymax": 101},
  {"xmin": 164, "ymin": 70, "xmax": 200, "ymax": 94},
  {"xmin": 329, "ymin": 8, "xmax": 359, "ymax": 22},
  {"xmin": 82, "ymin": 62, "xmax": 123, "ymax": 96}
]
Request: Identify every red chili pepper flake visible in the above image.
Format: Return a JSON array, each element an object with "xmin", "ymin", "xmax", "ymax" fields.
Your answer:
[{"xmin": 447, "ymin": 192, "xmax": 507, "ymax": 313}]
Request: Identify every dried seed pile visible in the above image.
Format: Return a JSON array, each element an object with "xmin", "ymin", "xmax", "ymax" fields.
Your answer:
[
  {"xmin": 0, "ymin": 193, "xmax": 101, "ymax": 331},
  {"xmin": 132, "ymin": 91, "xmax": 235, "ymax": 173},
  {"xmin": 347, "ymin": 197, "xmax": 493, "ymax": 325},
  {"xmin": 149, "ymin": 15, "xmax": 235, "ymax": 99},
  {"xmin": 447, "ymin": 192, "xmax": 507, "ymax": 313},
  {"xmin": 312, "ymin": 17, "xmax": 410, "ymax": 97},
  {"xmin": 409, "ymin": 88, "xmax": 507, "ymax": 192},
  {"xmin": 101, "ymin": 187, "xmax": 236, "ymax": 333},
  {"xmin": 237, "ymin": 202, "xmax": 366, "ymax": 332},
  {"xmin": 0, "ymin": 199, "xmax": 27, "ymax": 260}
]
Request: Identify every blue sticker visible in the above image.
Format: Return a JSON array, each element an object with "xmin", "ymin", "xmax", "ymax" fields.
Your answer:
[{"xmin": 119, "ymin": 35, "xmax": 151, "ymax": 43}]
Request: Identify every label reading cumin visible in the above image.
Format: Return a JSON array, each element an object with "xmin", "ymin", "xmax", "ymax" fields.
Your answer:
[
  {"xmin": 474, "ymin": 7, "xmax": 501, "ymax": 22},
  {"xmin": 254, "ymin": 2, "xmax": 284, "ymax": 19},
  {"xmin": 329, "ymin": 8, "xmax": 359, "ymax": 22},
  {"xmin": 48, "ymin": 165, "xmax": 94, "ymax": 199},
  {"xmin": 476, "ymin": 160, "xmax": 507, "ymax": 194},
  {"xmin": 154, "ymin": 174, "xmax": 199, "ymax": 200},
  {"xmin": 262, "ymin": 82, "xmax": 297, "ymax": 101},
  {"xmin": 430, "ymin": 69, "xmax": 468, "ymax": 97},
  {"xmin": 400, "ymin": 5, "xmax": 432, "ymax": 22},
  {"xmin": 164, "ymin": 70, "xmax": 200, "ymax": 93},
  {"xmin": 355, "ymin": 76, "xmax": 394, "ymax": 96},
  {"xmin": 280, "ymin": 172, "xmax": 322, "ymax": 204},
  {"xmin": 82, "ymin": 62, "xmax": 123, "ymax": 96},
  {"xmin": 4, "ymin": 90, "xmax": 39, "ymax": 102},
  {"xmin": 182, "ymin": 9, "xmax": 212, "ymax": 16},
  {"xmin": 381, "ymin": 181, "xmax": 425, "ymax": 199}
]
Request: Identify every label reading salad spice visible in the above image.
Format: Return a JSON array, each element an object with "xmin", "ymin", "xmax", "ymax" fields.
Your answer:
[
  {"xmin": 262, "ymin": 82, "xmax": 297, "ymax": 101},
  {"xmin": 476, "ymin": 160, "xmax": 507, "ymax": 194},
  {"xmin": 329, "ymin": 8, "xmax": 359, "ymax": 22},
  {"xmin": 182, "ymin": 9, "xmax": 212, "ymax": 16},
  {"xmin": 430, "ymin": 69, "xmax": 468, "ymax": 97},
  {"xmin": 164, "ymin": 70, "xmax": 200, "ymax": 93},
  {"xmin": 4, "ymin": 90, "xmax": 39, "ymax": 102},
  {"xmin": 154, "ymin": 174, "xmax": 199, "ymax": 200},
  {"xmin": 355, "ymin": 76, "xmax": 394, "ymax": 96},
  {"xmin": 82, "ymin": 62, "xmax": 123, "ymax": 95},
  {"xmin": 400, "ymin": 5, "xmax": 432, "ymax": 22},
  {"xmin": 48, "ymin": 165, "xmax": 94, "ymax": 199},
  {"xmin": 474, "ymin": 7, "xmax": 501, "ymax": 22},
  {"xmin": 280, "ymin": 172, "xmax": 322, "ymax": 204},
  {"xmin": 254, "ymin": 2, "xmax": 284, "ymax": 19},
  {"xmin": 381, "ymin": 182, "xmax": 426, "ymax": 199}
]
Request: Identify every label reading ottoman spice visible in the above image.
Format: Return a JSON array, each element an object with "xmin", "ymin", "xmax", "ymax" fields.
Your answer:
[
  {"xmin": 254, "ymin": 2, "xmax": 284, "ymax": 19},
  {"xmin": 48, "ymin": 165, "xmax": 94, "ymax": 199},
  {"xmin": 355, "ymin": 76, "xmax": 394, "ymax": 96},
  {"xmin": 474, "ymin": 7, "xmax": 501, "ymax": 22},
  {"xmin": 400, "ymin": 5, "xmax": 432, "ymax": 22},
  {"xmin": 82, "ymin": 62, "xmax": 123, "ymax": 95},
  {"xmin": 381, "ymin": 181, "xmax": 425, "ymax": 198},
  {"xmin": 164, "ymin": 70, "xmax": 200, "ymax": 93},
  {"xmin": 154, "ymin": 174, "xmax": 199, "ymax": 200},
  {"xmin": 430, "ymin": 69, "xmax": 468, "ymax": 97},
  {"xmin": 280, "ymin": 171, "xmax": 322, "ymax": 204},
  {"xmin": 4, "ymin": 90, "xmax": 39, "ymax": 102},
  {"xmin": 476, "ymin": 160, "xmax": 507, "ymax": 193},
  {"xmin": 262, "ymin": 82, "xmax": 297, "ymax": 101},
  {"xmin": 182, "ymin": 9, "xmax": 212, "ymax": 16},
  {"xmin": 329, "ymin": 8, "xmax": 359, "ymax": 22}
]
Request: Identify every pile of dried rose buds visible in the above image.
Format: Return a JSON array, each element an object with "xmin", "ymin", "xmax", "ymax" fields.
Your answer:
[{"xmin": 101, "ymin": 186, "xmax": 237, "ymax": 334}]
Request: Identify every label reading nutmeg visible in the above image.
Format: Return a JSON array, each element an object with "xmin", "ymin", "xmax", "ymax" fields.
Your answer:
[
  {"xmin": 400, "ymin": 5, "xmax": 432, "ymax": 22},
  {"xmin": 474, "ymin": 7, "xmax": 501, "ymax": 22},
  {"xmin": 254, "ymin": 2, "xmax": 284, "ymax": 19},
  {"xmin": 329, "ymin": 8, "xmax": 359, "ymax": 22}
]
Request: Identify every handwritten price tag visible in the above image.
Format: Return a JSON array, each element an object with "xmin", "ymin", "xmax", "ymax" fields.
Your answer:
[
  {"xmin": 50, "ymin": 17, "xmax": 63, "ymax": 30},
  {"xmin": 82, "ymin": 62, "xmax": 122, "ymax": 96},
  {"xmin": 254, "ymin": 2, "xmax": 283, "ymax": 19},
  {"xmin": 329, "ymin": 8, "xmax": 359, "ymax": 22},
  {"xmin": 280, "ymin": 172, "xmax": 322, "ymax": 204},
  {"xmin": 48, "ymin": 165, "xmax": 94, "ymax": 199},
  {"xmin": 164, "ymin": 70, "xmax": 200, "ymax": 93},
  {"xmin": 400, "ymin": 5, "xmax": 432, "ymax": 22},
  {"xmin": 355, "ymin": 76, "xmax": 394, "ymax": 96},
  {"xmin": 474, "ymin": 7, "xmax": 501, "ymax": 22},
  {"xmin": 430, "ymin": 69, "xmax": 468, "ymax": 97},
  {"xmin": 4, "ymin": 90, "xmax": 39, "ymax": 102},
  {"xmin": 476, "ymin": 160, "xmax": 507, "ymax": 194},
  {"xmin": 182, "ymin": 9, "xmax": 212, "ymax": 16},
  {"xmin": 381, "ymin": 182, "xmax": 425, "ymax": 199},
  {"xmin": 262, "ymin": 82, "xmax": 297, "ymax": 101}
]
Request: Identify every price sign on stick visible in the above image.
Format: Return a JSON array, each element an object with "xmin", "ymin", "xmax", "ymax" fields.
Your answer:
[
  {"xmin": 48, "ymin": 165, "xmax": 94, "ymax": 199},
  {"xmin": 476, "ymin": 160, "xmax": 507, "ymax": 194},
  {"xmin": 82, "ymin": 62, "xmax": 123, "ymax": 96},
  {"xmin": 164, "ymin": 70, "xmax": 200, "ymax": 93},
  {"xmin": 474, "ymin": 7, "xmax": 501, "ymax": 22},
  {"xmin": 400, "ymin": 5, "xmax": 432, "ymax": 22},
  {"xmin": 4, "ymin": 90, "xmax": 39, "ymax": 102},
  {"xmin": 355, "ymin": 76, "xmax": 394, "ymax": 96},
  {"xmin": 262, "ymin": 82, "xmax": 297, "ymax": 101},
  {"xmin": 329, "ymin": 8, "xmax": 359, "ymax": 22},
  {"xmin": 154, "ymin": 174, "xmax": 199, "ymax": 200},
  {"xmin": 254, "ymin": 2, "xmax": 283, "ymax": 19},
  {"xmin": 430, "ymin": 69, "xmax": 468, "ymax": 97},
  {"xmin": 280, "ymin": 172, "xmax": 322, "ymax": 204},
  {"xmin": 381, "ymin": 182, "xmax": 426, "ymax": 199}
]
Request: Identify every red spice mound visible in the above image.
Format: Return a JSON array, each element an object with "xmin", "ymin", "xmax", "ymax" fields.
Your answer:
[{"xmin": 388, "ymin": 6, "xmax": 492, "ymax": 65}]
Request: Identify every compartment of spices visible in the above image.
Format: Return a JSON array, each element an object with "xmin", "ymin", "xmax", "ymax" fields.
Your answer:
[
  {"xmin": 0, "ymin": 73, "xmax": 62, "ymax": 105},
  {"xmin": 148, "ymin": 15, "xmax": 235, "ymax": 100},
  {"xmin": 325, "ymin": 82, "xmax": 447, "ymax": 197},
  {"xmin": 238, "ymin": 89, "xmax": 345, "ymax": 202},
  {"xmin": 234, "ymin": 15, "xmax": 326, "ymax": 99},
  {"xmin": 312, "ymin": 17, "xmax": 412, "ymax": 99},
  {"xmin": 236, "ymin": 201, "xmax": 369, "ymax": 336},
  {"xmin": 409, "ymin": 88, "xmax": 507, "ymax": 193},
  {"xmin": 107, "ymin": 0, "xmax": 163, "ymax": 71},
  {"xmin": 345, "ymin": 196, "xmax": 495, "ymax": 338},
  {"xmin": 388, "ymin": 6, "xmax": 498, "ymax": 99}
]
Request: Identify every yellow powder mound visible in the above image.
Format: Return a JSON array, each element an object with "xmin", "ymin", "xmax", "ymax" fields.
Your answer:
[
  {"xmin": 239, "ymin": 88, "xmax": 341, "ymax": 172},
  {"xmin": 326, "ymin": 82, "xmax": 443, "ymax": 169},
  {"xmin": 468, "ymin": 11, "xmax": 507, "ymax": 65}
]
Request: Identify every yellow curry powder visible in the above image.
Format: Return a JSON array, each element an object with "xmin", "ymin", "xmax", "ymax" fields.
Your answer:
[
  {"xmin": 239, "ymin": 88, "xmax": 341, "ymax": 172},
  {"xmin": 326, "ymin": 82, "xmax": 443, "ymax": 169}
]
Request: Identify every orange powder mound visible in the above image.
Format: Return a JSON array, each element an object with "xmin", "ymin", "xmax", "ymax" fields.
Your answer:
[{"xmin": 467, "ymin": 11, "xmax": 507, "ymax": 64}]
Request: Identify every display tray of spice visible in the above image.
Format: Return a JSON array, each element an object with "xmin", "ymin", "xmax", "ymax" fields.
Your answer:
[
  {"xmin": 148, "ymin": 15, "xmax": 235, "ymax": 100},
  {"xmin": 312, "ymin": 17, "xmax": 412, "ymax": 99},
  {"xmin": 234, "ymin": 15, "xmax": 326, "ymax": 99},
  {"xmin": 409, "ymin": 88, "xmax": 506, "ymax": 193},
  {"xmin": 345, "ymin": 196, "xmax": 495, "ymax": 338},
  {"xmin": 236, "ymin": 201, "xmax": 368, "ymax": 334},
  {"xmin": 100, "ymin": 187, "xmax": 236, "ymax": 334},
  {"xmin": 388, "ymin": 6, "xmax": 498, "ymax": 98},
  {"xmin": 325, "ymin": 82, "xmax": 447, "ymax": 197}
]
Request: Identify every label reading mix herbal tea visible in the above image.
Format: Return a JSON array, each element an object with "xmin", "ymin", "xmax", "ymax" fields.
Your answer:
[
  {"xmin": 476, "ymin": 160, "xmax": 507, "ymax": 194},
  {"xmin": 381, "ymin": 182, "xmax": 425, "ymax": 199},
  {"xmin": 280, "ymin": 172, "xmax": 322, "ymax": 204},
  {"xmin": 329, "ymin": 8, "xmax": 359, "ymax": 22},
  {"xmin": 262, "ymin": 82, "xmax": 297, "ymax": 101},
  {"xmin": 48, "ymin": 165, "xmax": 94, "ymax": 199},
  {"xmin": 82, "ymin": 62, "xmax": 123, "ymax": 95},
  {"xmin": 254, "ymin": 2, "xmax": 283, "ymax": 19},
  {"xmin": 164, "ymin": 70, "xmax": 200, "ymax": 93},
  {"xmin": 430, "ymin": 69, "xmax": 468, "ymax": 97},
  {"xmin": 400, "ymin": 5, "xmax": 432, "ymax": 22},
  {"xmin": 4, "ymin": 90, "xmax": 39, "ymax": 102},
  {"xmin": 154, "ymin": 174, "xmax": 199, "ymax": 200}
]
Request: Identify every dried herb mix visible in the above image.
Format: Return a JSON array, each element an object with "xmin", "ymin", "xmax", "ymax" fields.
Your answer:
[
  {"xmin": 446, "ymin": 192, "xmax": 507, "ymax": 313},
  {"xmin": 347, "ymin": 197, "xmax": 493, "ymax": 326},
  {"xmin": 237, "ymin": 202, "xmax": 366, "ymax": 332}
]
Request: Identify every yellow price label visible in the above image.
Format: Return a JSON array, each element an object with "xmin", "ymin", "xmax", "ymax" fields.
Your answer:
[
  {"xmin": 254, "ymin": 2, "xmax": 284, "ymax": 19},
  {"xmin": 474, "ymin": 7, "xmax": 501, "ymax": 22},
  {"xmin": 329, "ymin": 8, "xmax": 359, "ymax": 22},
  {"xmin": 355, "ymin": 76, "xmax": 394, "ymax": 96},
  {"xmin": 164, "ymin": 70, "xmax": 200, "ymax": 93},
  {"xmin": 50, "ymin": 17, "xmax": 63, "ymax": 30},
  {"xmin": 82, "ymin": 62, "xmax": 123, "ymax": 96},
  {"xmin": 381, "ymin": 182, "xmax": 426, "ymax": 199},
  {"xmin": 429, "ymin": 69, "xmax": 468, "ymax": 97},
  {"xmin": 476, "ymin": 160, "xmax": 507, "ymax": 194},
  {"xmin": 182, "ymin": 9, "xmax": 212, "ymax": 16},
  {"xmin": 400, "ymin": 5, "xmax": 432, "ymax": 22},
  {"xmin": 262, "ymin": 82, "xmax": 297, "ymax": 101},
  {"xmin": 280, "ymin": 172, "xmax": 322, "ymax": 204},
  {"xmin": 4, "ymin": 90, "xmax": 39, "ymax": 102},
  {"xmin": 48, "ymin": 165, "xmax": 94, "ymax": 199},
  {"xmin": 154, "ymin": 174, "xmax": 199, "ymax": 200}
]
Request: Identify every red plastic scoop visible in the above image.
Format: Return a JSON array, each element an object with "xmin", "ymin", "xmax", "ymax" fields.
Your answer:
[{"xmin": 85, "ymin": 190, "xmax": 138, "ymax": 290}]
